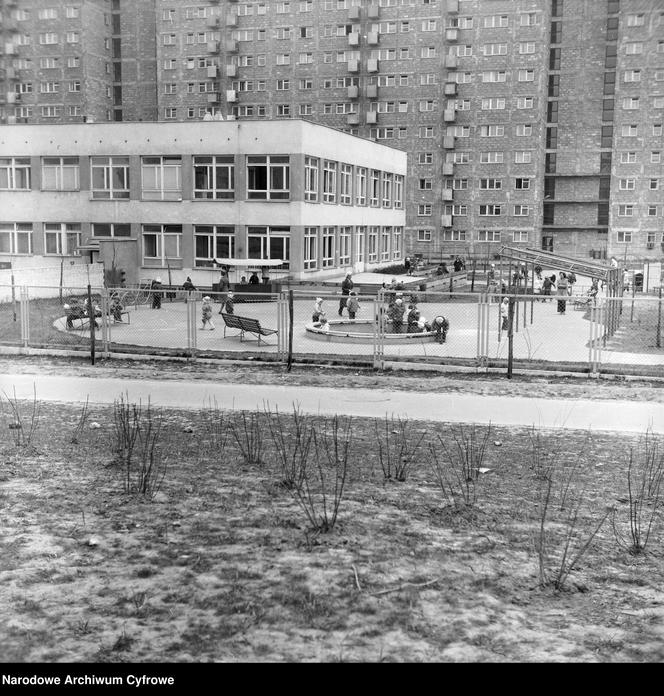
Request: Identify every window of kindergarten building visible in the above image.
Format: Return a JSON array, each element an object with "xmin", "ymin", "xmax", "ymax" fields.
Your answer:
[
  {"xmin": 322, "ymin": 160, "xmax": 337, "ymax": 204},
  {"xmin": 193, "ymin": 156, "xmax": 235, "ymax": 200},
  {"xmin": 142, "ymin": 224, "xmax": 182, "ymax": 267},
  {"xmin": 91, "ymin": 156, "xmax": 130, "ymax": 199},
  {"xmin": 356, "ymin": 226, "xmax": 366, "ymax": 263},
  {"xmin": 42, "ymin": 157, "xmax": 79, "ymax": 191},
  {"xmin": 247, "ymin": 226, "xmax": 290, "ymax": 268},
  {"xmin": 44, "ymin": 223, "xmax": 81, "ymax": 255},
  {"xmin": 368, "ymin": 226, "xmax": 379, "ymax": 261},
  {"xmin": 322, "ymin": 227, "xmax": 335, "ymax": 268},
  {"xmin": 141, "ymin": 156, "xmax": 182, "ymax": 201},
  {"xmin": 0, "ymin": 223, "xmax": 32, "ymax": 254},
  {"xmin": 247, "ymin": 156, "xmax": 290, "ymax": 200},
  {"xmin": 304, "ymin": 227, "xmax": 318, "ymax": 270},
  {"xmin": 339, "ymin": 226, "xmax": 352, "ymax": 265},
  {"xmin": 194, "ymin": 225, "xmax": 235, "ymax": 267},
  {"xmin": 0, "ymin": 157, "xmax": 31, "ymax": 190},
  {"xmin": 304, "ymin": 156, "xmax": 319, "ymax": 202},
  {"xmin": 92, "ymin": 223, "xmax": 131, "ymax": 237}
]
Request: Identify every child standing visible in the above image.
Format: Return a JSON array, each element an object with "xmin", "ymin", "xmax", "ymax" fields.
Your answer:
[
  {"xmin": 201, "ymin": 296, "xmax": 215, "ymax": 330},
  {"xmin": 223, "ymin": 292, "xmax": 235, "ymax": 315},
  {"xmin": 346, "ymin": 291, "xmax": 360, "ymax": 319}
]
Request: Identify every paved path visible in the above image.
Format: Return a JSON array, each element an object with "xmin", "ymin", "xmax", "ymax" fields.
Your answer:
[{"xmin": 2, "ymin": 373, "xmax": 663, "ymax": 434}]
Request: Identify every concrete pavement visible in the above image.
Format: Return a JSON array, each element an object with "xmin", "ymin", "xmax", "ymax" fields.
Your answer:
[{"xmin": 1, "ymin": 372, "xmax": 663, "ymax": 434}]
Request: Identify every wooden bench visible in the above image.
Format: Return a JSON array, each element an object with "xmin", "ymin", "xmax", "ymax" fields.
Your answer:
[{"xmin": 220, "ymin": 312, "xmax": 278, "ymax": 344}]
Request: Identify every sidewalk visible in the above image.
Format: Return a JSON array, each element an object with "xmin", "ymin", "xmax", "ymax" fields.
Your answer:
[{"xmin": 2, "ymin": 373, "xmax": 663, "ymax": 434}]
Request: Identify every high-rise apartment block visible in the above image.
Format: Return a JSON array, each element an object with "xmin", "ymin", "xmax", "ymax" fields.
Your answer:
[{"xmin": 1, "ymin": 0, "xmax": 663, "ymax": 263}]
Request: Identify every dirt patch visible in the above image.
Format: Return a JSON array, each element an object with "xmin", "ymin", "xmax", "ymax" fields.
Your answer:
[{"xmin": 1, "ymin": 391, "xmax": 664, "ymax": 663}]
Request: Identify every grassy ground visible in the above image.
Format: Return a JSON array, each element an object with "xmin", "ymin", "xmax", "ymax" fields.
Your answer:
[{"xmin": 1, "ymin": 394, "xmax": 664, "ymax": 663}]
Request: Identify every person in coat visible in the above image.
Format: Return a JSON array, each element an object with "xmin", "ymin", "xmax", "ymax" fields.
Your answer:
[
  {"xmin": 151, "ymin": 277, "xmax": 163, "ymax": 309},
  {"xmin": 346, "ymin": 291, "xmax": 360, "ymax": 319},
  {"xmin": 201, "ymin": 296, "xmax": 215, "ymax": 330},
  {"xmin": 339, "ymin": 273, "xmax": 353, "ymax": 316},
  {"xmin": 556, "ymin": 273, "xmax": 569, "ymax": 314}
]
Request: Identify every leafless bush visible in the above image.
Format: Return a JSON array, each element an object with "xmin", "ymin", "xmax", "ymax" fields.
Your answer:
[
  {"xmin": 70, "ymin": 397, "xmax": 90, "ymax": 445},
  {"xmin": 534, "ymin": 476, "xmax": 612, "ymax": 591},
  {"xmin": 3, "ymin": 385, "xmax": 41, "ymax": 449},
  {"xmin": 291, "ymin": 415, "xmax": 352, "ymax": 534},
  {"xmin": 113, "ymin": 395, "xmax": 166, "ymax": 498},
  {"xmin": 428, "ymin": 424, "xmax": 491, "ymax": 508},
  {"xmin": 374, "ymin": 414, "xmax": 425, "ymax": 482},
  {"xmin": 265, "ymin": 405, "xmax": 313, "ymax": 489},
  {"xmin": 528, "ymin": 425, "xmax": 554, "ymax": 481},
  {"xmin": 612, "ymin": 432, "xmax": 664, "ymax": 555},
  {"xmin": 200, "ymin": 397, "xmax": 231, "ymax": 458},
  {"xmin": 228, "ymin": 410, "xmax": 264, "ymax": 467}
]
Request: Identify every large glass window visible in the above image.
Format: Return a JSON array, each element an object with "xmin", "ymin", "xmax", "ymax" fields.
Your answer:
[
  {"xmin": 381, "ymin": 227, "xmax": 391, "ymax": 261},
  {"xmin": 247, "ymin": 156, "xmax": 290, "ymax": 200},
  {"xmin": 356, "ymin": 226, "xmax": 366, "ymax": 263},
  {"xmin": 0, "ymin": 223, "xmax": 32, "ymax": 254},
  {"xmin": 368, "ymin": 226, "xmax": 379, "ymax": 262},
  {"xmin": 247, "ymin": 226, "xmax": 290, "ymax": 268},
  {"xmin": 194, "ymin": 225, "xmax": 235, "ymax": 267},
  {"xmin": 392, "ymin": 227, "xmax": 402, "ymax": 259},
  {"xmin": 91, "ymin": 156, "xmax": 130, "ymax": 199},
  {"xmin": 193, "ymin": 156, "xmax": 235, "ymax": 200},
  {"xmin": 304, "ymin": 156, "xmax": 319, "ymax": 202},
  {"xmin": 322, "ymin": 227, "xmax": 335, "ymax": 268},
  {"xmin": 394, "ymin": 175, "xmax": 403, "ymax": 209},
  {"xmin": 382, "ymin": 172, "xmax": 392, "ymax": 207},
  {"xmin": 339, "ymin": 226, "xmax": 352, "ymax": 265},
  {"xmin": 44, "ymin": 223, "xmax": 81, "ymax": 255},
  {"xmin": 141, "ymin": 156, "xmax": 182, "ymax": 200},
  {"xmin": 355, "ymin": 167, "xmax": 367, "ymax": 205},
  {"xmin": 42, "ymin": 157, "xmax": 79, "ymax": 190},
  {"xmin": 304, "ymin": 227, "xmax": 318, "ymax": 270},
  {"xmin": 322, "ymin": 160, "xmax": 337, "ymax": 203},
  {"xmin": 369, "ymin": 170, "xmax": 380, "ymax": 207},
  {"xmin": 340, "ymin": 164, "xmax": 353, "ymax": 205},
  {"xmin": 0, "ymin": 158, "xmax": 31, "ymax": 190},
  {"xmin": 142, "ymin": 224, "xmax": 182, "ymax": 267}
]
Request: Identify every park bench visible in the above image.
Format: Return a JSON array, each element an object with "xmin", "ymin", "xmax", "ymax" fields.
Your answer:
[
  {"xmin": 220, "ymin": 312, "xmax": 278, "ymax": 345},
  {"xmin": 110, "ymin": 309, "xmax": 131, "ymax": 324}
]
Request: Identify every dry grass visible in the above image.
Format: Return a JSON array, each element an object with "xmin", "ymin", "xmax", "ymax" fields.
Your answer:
[{"xmin": 1, "ymin": 400, "xmax": 664, "ymax": 662}]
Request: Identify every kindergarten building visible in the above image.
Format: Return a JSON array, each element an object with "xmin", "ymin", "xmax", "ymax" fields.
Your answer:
[{"xmin": 0, "ymin": 119, "xmax": 407, "ymax": 286}]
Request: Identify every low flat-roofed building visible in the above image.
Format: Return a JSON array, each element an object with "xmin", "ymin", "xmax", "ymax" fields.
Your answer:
[{"xmin": 0, "ymin": 119, "xmax": 407, "ymax": 286}]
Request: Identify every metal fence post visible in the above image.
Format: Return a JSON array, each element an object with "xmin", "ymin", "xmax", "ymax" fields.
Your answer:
[
  {"xmin": 20, "ymin": 287, "xmax": 29, "ymax": 348},
  {"xmin": 100, "ymin": 289, "xmax": 110, "ymax": 358}
]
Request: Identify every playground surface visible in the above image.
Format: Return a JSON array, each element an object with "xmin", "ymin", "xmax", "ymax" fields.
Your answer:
[{"xmin": 53, "ymin": 292, "xmax": 664, "ymax": 368}]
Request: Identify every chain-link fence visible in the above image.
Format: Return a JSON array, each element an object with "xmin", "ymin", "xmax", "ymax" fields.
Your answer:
[{"xmin": 3, "ymin": 284, "xmax": 664, "ymax": 377}]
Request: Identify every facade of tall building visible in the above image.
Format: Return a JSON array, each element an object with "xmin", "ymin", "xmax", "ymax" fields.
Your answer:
[{"xmin": 1, "ymin": 0, "xmax": 663, "ymax": 264}]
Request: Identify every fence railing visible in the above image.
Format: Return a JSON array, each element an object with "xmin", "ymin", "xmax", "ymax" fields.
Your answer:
[{"xmin": 1, "ymin": 284, "xmax": 663, "ymax": 377}]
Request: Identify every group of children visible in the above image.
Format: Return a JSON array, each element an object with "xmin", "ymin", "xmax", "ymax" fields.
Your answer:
[{"xmin": 385, "ymin": 296, "xmax": 448, "ymax": 342}]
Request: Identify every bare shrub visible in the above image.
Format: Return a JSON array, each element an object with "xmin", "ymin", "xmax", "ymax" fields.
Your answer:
[
  {"xmin": 428, "ymin": 424, "xmax": 491, "ymax": 508},
  {"xmin": 228, "ymin": 410, "xmax": 265, "ymax": 467},
  {"xmin": 612, "ymin": 430, "xmax": 664, "ymax": 555},
  {"xmin": 70, "ymin": 397, "xmax": 90, "ymax": 445},
  {"xmin": 291, "ymin": 415, "xmax": 352, "ymax": 534},
  {"xmin": 200, "ymin": 397, "xmax": 231, "ymax": 458},
  {"xmin": 265, "ymin": 405, "xmax": 313, "ymax": 489},
  {"xmin": 113, "ymin": 395, "xmax": 166, "ymax": 498},
  {"xmin": 374, "ymin": 414, "xmax": 425, "ymax": 482},
  {"xmin": 3, "ymin": 385, "xmax": 41, "ymax": 448},
  {"xmin": 534, "ymin": 475, "xmax": 612, "ymax": 591}
]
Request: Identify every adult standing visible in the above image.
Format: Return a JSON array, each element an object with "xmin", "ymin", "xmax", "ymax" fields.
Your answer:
[
  {"xmin": 556, "ymin": 272, "xmax": 569, "ymax": 314},
  {"xmin": 339, "ymin": 273, "xmax": 353, "ymax": 316},
  {"xmin": 218, "ymin": 270, "xmax": 230, "ymax": 312},
  {"xmin": 151, "ymin": 277, "xmax": 163, "ymax": 309},
  {"xmin": 404, "ymin": 257, "xmax": 412, "ymax": 275},
  {"xmin": 249, "ymin": 271, "xmax": 260, "ymax": 285}
]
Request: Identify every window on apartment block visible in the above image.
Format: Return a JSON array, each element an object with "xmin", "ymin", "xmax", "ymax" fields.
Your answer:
[
  {"xmin": 618, "ymin": 205, "xmax": 634, "ymax": 217},
  {"xmin": 142, "ymin": 224, "xmax": 182, "ymax": 267},
  {"xmin": 0, "ymin": 158, "xmax": 31, "ymax": 190},
  {"xmin": 141, "ymin": 156, "xmax": 181, "ymax": 201},
  {"xmin": 617, "ymin": 231, "xmax": 632, "ymax": 243},
  {"xmin": 515, "ymin": 178, "xmax": 531, "ymax": 190},
  {"xmin": 90, "ymin": 156, "xmax": 130, "ymax": 199},
  {"xmin": 193, "ymin": 156, "xmax": 234, "ymax": 200},
  {"xmin": 0, "ymin": 223, "xmax": 32, "ymax": 254},
  {"xmin": 41, "ymin": 157, "xmax": 79, "ymax": 191},
  {"xmin": 477, "ymin": 230, "xmax": 501, "ymax": 242},
  {"xmin": 513, "ymin": 205, "xmax": 530, "ymax": 216},
  {"xmin": 194, "ymin": 225, "xmax": 235, "ymax": 267},
  {"xmin": 247, "ymin": 156, "xmax": 290, "ymax": 200},
  {"xmin": 303, "ymin": 227, "xmax": 318, "ymax": 270},
  {"xmin": 479, "ymin": 204, "xmax": 502, "ymax": 216},
  {"xmin": 480, "ymin": 178, "xmax": 502, "ymax": 190},
  {"xmin": 43, "ymin": 223, "xmax": 81, "ymax": 256},
  {"xmin": 512, "ymin": 230, "xmax": 529, "ymax": 242},
  {"xmin": 417, "ymin": 229, "xmax": 432, "ymax": 242}
]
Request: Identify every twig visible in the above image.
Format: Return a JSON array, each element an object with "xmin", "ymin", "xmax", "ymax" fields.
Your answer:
[
  {"xmin": 370, "ymin": 578, "xmax": 440, "ymax": 596},
  {"xmin": 352, "ymin": 564, "xmax": 362, "ymax": 592}
]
